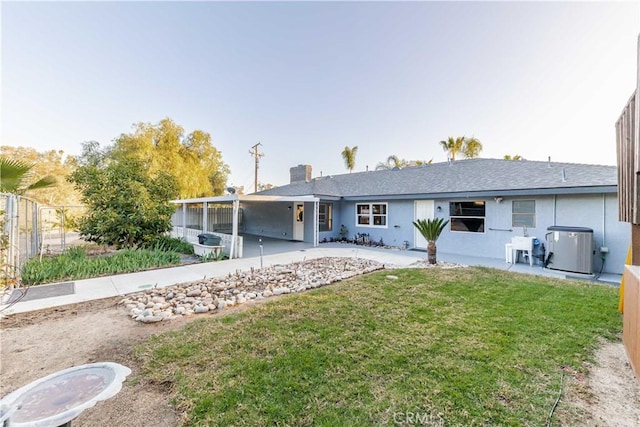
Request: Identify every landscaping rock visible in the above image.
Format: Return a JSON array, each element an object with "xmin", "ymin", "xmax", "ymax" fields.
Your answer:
[{"xmin": 125, "ymin": 257, "xmax": 389, "ymax": 323}]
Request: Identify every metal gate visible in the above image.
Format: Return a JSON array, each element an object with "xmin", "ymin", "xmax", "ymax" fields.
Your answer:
[
  {"xmin": 1, "ymin": 194, "xmax": 40, "ymax": 282},
  {"xmin": 1, "ymin": 193, "xmax": 86, "ymax": 283}
]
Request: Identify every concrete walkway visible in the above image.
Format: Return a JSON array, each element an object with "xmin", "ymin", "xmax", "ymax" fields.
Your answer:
[{"xmin": 0, "ymin": 243, "xmax": 621, "ymax": 316}]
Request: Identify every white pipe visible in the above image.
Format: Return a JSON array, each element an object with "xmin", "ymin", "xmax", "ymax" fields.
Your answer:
[
  {"xmin": 314, "ymin": 200, "xmax": 319, "ymax": 247},
  {"xmin": 602, "ymin": 193, "xmax": 606, "ymax": 247}
]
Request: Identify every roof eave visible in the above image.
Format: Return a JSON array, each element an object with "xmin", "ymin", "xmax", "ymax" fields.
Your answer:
[{"xmin": 341, "ymin": 185, "xmax": 618, "ymax": 201}]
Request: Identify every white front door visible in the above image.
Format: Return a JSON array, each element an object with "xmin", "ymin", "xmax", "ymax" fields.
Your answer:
[
  {"xmin": 293, "ymin": 203, "xmax": 304, "ymax": 241},
  {"xmin": 414, "ymin": 200, "xmax": 434, "ymax": 249}
]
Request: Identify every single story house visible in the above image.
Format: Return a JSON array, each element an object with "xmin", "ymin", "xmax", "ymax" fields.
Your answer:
[{"xmin": 252, "ymin": 158, "xmax": 629, "ymax": 275}]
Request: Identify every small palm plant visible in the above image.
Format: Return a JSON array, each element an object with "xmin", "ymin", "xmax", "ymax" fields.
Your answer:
[{"xmin": 412, "ymin": 217, "xmax": 449, "ymax": 265}]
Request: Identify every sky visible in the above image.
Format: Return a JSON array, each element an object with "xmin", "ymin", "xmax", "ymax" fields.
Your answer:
[{"xmin": 2, "ymin": 1, "xmax": 639, "ymax": 191}]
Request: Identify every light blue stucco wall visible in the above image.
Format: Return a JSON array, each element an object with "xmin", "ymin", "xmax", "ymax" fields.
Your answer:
[
  {"xmin": 318, "ymin": 200, "xmax": 346, "ymax": 242},
  {"xmin": 303, "ymin": 202, "xmax": 316, "ymax": 244},
  {"xmin": 332, "ymin": 194, "xmax": 629, "ymax": 274},
  {"xmin": 242, "ymin": 201, "xmax": 294, "ymax": 240},
  {"xmin": 553, "ymin": 194, "xmax": 629, "ymax": 274},
  {"xmin": 431, "ymin": 194, "xmax": 629, "ymax": 274},
  {"xmin": 241, "ymin": 193, "xmax": 629, "ymax": 274},
  {"xmin": 243, "ymin": 201, "xmax": 317, "ymax": 244},
  {"xmin": 331, "ymin": 199, "xmax": 416, "ymax": 247}
]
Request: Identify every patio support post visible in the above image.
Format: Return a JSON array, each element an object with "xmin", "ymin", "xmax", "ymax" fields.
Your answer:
[
  {"xmin": 182, "ymin": 203, "xmax": 187, "ymax": 240},
  {"xmin": 5, "ymin": 195, "xmax": 17, "ymax": 278},
  {"xmin": 314, "ymin": 199, "xmax": 319, "ymax": 247},
  {"xmin": 230, "ymin": 197, "xmax": 239, "ymax": 260},
  {"xmin": 203, "ymin": 202, "xmax": 208, "ymax": 233},
  {"xmin": 32, "ymin": 198, "xmax": 39, "ymax": 257}
]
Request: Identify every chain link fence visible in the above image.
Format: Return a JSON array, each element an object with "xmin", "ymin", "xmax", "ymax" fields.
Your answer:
[
  {"xmin": 1, "ymin": 193, "xmax": 86, "ymax": 284},
  {"xmin": 38, "ymin": 205, "xmax": 86, "ymax": 256}
]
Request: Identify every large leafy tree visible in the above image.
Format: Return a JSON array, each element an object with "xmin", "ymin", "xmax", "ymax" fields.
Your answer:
[
  {"xmin": 69, "ymin": 157, "xmax": 179, "ymax": 248},
  {"xmin": 0, "ymin": 156, "xmax": 56, "ymax": 196},
  {"xmin": 1, "ymin": 147, "xmax": 81, "ymax": 205},
  {"xmin": 341, "ymin": 146, "xmax": 358, "ymax": 173},
  {"xmin": 110, "ymin": 118, "xmax": 230, "ymax": 198},
  {"xmin": 439, "ymin": 136, "xmax": 483, "ymax": 160},
  {"xmin": 412, "ymin": 217, "xmax": 449, "ymax": 264}
]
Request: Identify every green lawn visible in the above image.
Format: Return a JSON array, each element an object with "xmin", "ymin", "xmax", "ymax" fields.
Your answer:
[{"xmin": 135, "ymin": 267, "xmax": 621, "ymax": 426}]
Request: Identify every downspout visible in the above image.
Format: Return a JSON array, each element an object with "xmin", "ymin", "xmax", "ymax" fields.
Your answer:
[
  {"xmin": 314, "ymin": 199, "xmax": 319, "ymax": 247},
  {"xmin": 602, "ymin": 193, "xmax": 606, "ymax": 247},
  {"xmin": 553, "ymin": 195, "xmax": 557, "ymax": 225},
  {"xmin": 600, "ymin": 193, "xmax": 607, "ymax": 274}
]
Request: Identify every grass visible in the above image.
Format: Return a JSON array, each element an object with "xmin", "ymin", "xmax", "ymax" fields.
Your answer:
[
  {"xmin": 21, "ymin": 246, "xmax": 182, "ymax": 285},
  {"xmin": 142, "ymin": 235, "xmax": 195, "ymax": 255},
  {"xmin": 135, "ymin": 267, "xmax": 621, "ymax": 426}
]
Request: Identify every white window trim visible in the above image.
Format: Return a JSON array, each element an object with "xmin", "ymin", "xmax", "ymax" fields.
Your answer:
[{"xmin": 355, "ymin": 202, "xmax": 388, "ymax": 229}]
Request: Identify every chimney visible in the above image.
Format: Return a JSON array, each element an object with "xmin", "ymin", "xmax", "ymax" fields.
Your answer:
[{"xmin": 290, "ymin": 164, "xmax": 312, "ymax": 183}]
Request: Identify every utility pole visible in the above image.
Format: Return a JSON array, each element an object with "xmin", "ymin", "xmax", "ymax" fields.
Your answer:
[{"xmin": 249, "ymin": 142, "xmax": 264, "ymax": 193}]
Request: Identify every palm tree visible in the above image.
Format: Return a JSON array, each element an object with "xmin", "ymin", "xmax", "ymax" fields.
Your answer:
[
  {"xmin": 462, "ymin": 136, "xmax": 483, "ymax": 158},
  {"xmin": 439, "ymin": 136, "xmax": 465, "ymax": 160},
  {"xmin": 376, "ymin": 156, "xmax": 430, "ymax": 170},
  {"xmin": 0, "ymin": 157, "xmax": 56, "ymax": 195},
  {"xmin": 439, "ymin": 136, "xmax": 483, "ymax": 160},
  {"xmin": 341, "ymin": 146, "xmax": 358, "ymax": 173},
  {"xmin": 503, "ymin": 154, "xmax": 523, "ymax": 160},
  {"xmin": 375, "ymin": 155, "xmax": 407, "ymax": 170},
  {"xmin": 412, "ymin": 217, "xmax": 449, "ymax": 264}
]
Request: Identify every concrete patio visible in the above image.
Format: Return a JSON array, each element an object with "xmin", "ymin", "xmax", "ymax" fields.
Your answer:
[{"xmin": 0, "ymin": 234, "xmax": 621, "ymax": 317}]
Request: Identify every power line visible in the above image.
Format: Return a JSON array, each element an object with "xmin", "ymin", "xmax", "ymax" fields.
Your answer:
[{"xmin": 249, "ymin": 142, "xmax": 264, "ymax": 193}]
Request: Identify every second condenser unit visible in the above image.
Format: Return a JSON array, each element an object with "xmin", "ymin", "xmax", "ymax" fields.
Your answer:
[{"xmin": 545, "ymin": 226, "xmax": 594, "ymax": 275}]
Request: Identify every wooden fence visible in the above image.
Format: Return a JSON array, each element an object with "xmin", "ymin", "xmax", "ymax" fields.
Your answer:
[
  {"xmin": 616, "ymin": 90, "xmax": 638, "ymax": 224},
  {"xmin": 616, "ymin": 34, "xmax": 640, "ymax": 382}
]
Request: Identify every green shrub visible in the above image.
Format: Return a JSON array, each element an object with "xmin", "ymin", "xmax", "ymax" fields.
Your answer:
[
  {"xmin": 69, "ymin": 158, "xmax": 179, "ymax": 248},
  {"xmin": 21, "ymin": 246, "xmax": 181, "ymax": 285},
  {"xmin": 142, "ymin": 235, "xmax": 194, "ymax": 255}
]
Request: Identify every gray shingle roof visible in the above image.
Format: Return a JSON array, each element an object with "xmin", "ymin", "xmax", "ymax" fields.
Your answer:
[{"xmin": 258, "ymin": 158, "xmax": 617, "ymax": 199}]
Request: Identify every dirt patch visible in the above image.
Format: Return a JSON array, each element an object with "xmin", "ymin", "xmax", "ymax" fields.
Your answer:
[
  {"xmin": 1, "ymin": 299, "xmax": 639, "ymax": 426},
  {"xmin": 558, "ymin": 340, "xmax": 640, "ymax": 426}
]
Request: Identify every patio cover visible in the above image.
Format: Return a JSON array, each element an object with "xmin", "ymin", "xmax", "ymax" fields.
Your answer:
[{"xmin": 171, "ymin": 194, "xmax": 320, "ymax": 259}]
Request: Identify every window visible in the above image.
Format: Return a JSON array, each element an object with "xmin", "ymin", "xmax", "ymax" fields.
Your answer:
[
  {"xmin": 512, "ymin": 200, "xmax": 535, "ymax": 228},
  {"xmin": 449, "ymin": 201, "xmax": 485, "ymax": 233},
  {"xmin": 318, "ymin": 203, "xmax": 333, "ymax": 232},
  {"xmin": 356, "ymin": 203, "xmax": 387, "ymax": 228}
]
